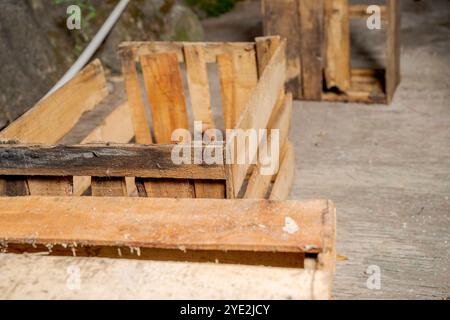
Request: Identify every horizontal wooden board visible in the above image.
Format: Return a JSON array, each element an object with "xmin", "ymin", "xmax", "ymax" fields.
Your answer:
[
  {"xmin": 0, "ymin": 144, "xmax": 226, "ymax": 180},
  {"xmin": 0, "ymin": 197, "xmax": 334, "ymax": 255},
  {"xmin": 119, "ymin": 41, "xmax": 256, "ymax": 64}
]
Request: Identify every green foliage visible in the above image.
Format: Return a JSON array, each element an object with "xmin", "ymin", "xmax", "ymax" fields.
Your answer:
[{"xmin": 185, "ymin": 0, "xmax": 239, "ymax": 17}]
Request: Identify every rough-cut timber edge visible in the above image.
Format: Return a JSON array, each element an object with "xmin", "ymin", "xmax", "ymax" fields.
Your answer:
[
  {"xmin": 0, "ymin": 197, "xmax": 335, "ymax": 289},
  {"xmin": 261, "ymin": 1, "xmax": 302, "ymax": 99},
  {"xmin": 0, "ymin": 144, "xmax": 226, "ymax": 180},
  {"xmin": 0, "ymin": 60, "xmax": 108, "ymax": 143},
  {"xmin": 386, "ymin": 0, "xmax": 401, "ymax": 104},
  {"xmin": 229, "ymin": 40, "xmax": 286, "ymax": 198}
]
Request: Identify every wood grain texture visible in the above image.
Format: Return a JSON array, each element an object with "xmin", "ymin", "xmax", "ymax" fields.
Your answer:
[
  {"xmin": 119, "ymin": 41, "xmax": 256, "ymax": 64},
  {"xmin": 0, "ymin": 197, "xmax": 334, "ymax": 256},
  {"xmin": 0, "ymin": 60, "xmax": 108, "ymax": 143},
  {"xmin": 91, "ymin": 177, "xmax": 127, "ymax": 197},
  {"xmin": 183, "ymin": 43, "xmax": 215, "ymax": 130},
  {"xmin": 270, "ymin": 142, "xmax": 295, "ymax": 201},
  {"xmin": 324, "ymin": 0, "xmax": 351, "ymax": 91},
  {"xmin": 299, "ymin": 0, "xmax": 324, "ymax": 100},
  {"xmin": 245, "ymin": 92, "xmax": 292, "ymax": 199},
  {"xmin": 0, "ymin": 144, "xmax": 226, "ymax": 180},
  {"xmin": 262, "ymin": 0, "xmax": 302, "ymax": 98},
  {"xmin": 386, "ymin": 0, "xmax": 401, "ymax": 104},
  {"xmin": 255, "ymin": 36, "xmax": 281, "ymax": 77},
  {"xmin": 120, "ymin": 48, "xmax": 152, "ymax": 144},
  {"xmin": 217, "ymin": 53, "xmax": 235, "ymax": 129},
  {"xmin": 26, "ymin": 177, "xmax": 73, "ymax": 196},
  {"xmin": 230, "ymin": 41, "xmax": 286, "ymax": 197}
]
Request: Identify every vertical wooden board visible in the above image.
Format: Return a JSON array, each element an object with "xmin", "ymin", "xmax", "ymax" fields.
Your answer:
[
  {"xmin": 0, "ymin": 177, "xmax": 29, "ymax": 196},
  {"xmin": 299, "ymin": 0, "xmax": 325, "ymax": 100},
  {"xmin": 91, "ymin": 177, "xmax": 127, "ymax": 197},
  {"xmin": 270, "ymin": 142, "xmax": 295, "ymax": 201},
  {"xmin": 140, "ymin": 52, "xmax": 190, "ymax": 144},
  {"xmin": 139, "ymin": 52, "xmax": 193, "ymax": 198},
  {"xmin": 183, "ymin": 44, "xmax": 215, "ymax": 131},
  {"xmin": 27, "ymin": 177, "xmax": 73, "ymax": 196},
  {"xmin": 194, "ymin": 180, "xmax": 226, "ymax": 199},
  {"xmin": 217, "ymin": 50, "xmax": 258, "ymax": 130},
  {"xmin": 386, "ymin": 0, "xmax": 401, "ymax": 104},
  {"xmin": 262, "ymin": 0, "xmax": 302, "ymax": 98},
  {"xmin": 120, "ymin": 49, "xmax": 153, "ymax": 144},
  {"xmin": 324, "ymin": 0, "xmax": 351, "ymax": 91},
  {"xmin": 142, "ymin": 179, "xmax": 195, "ymax": 198},
  {"xmin": 255, "ymin": 36, "xmax": 281, "ymax": 77},
  {"xmin": 244, "ymin": 93, "xmax": 292, "ymax": 199},
  {"xmin": 217, "ymin": 54, "xmax": 235, "ymax": 130},
  {"xmin": 232, "ymin": 48, "xmax": 259, "ymax": 126}
]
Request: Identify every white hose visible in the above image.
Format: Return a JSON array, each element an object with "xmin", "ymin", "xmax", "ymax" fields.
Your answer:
[{"xmin": 43, "ymin": 0, "xmax": 130, "ymax": 100}]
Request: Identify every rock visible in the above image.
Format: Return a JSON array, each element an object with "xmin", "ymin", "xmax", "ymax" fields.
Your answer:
[{"xmin": 0, "ymin": 0, "xmax": 204, "ymax": 129}]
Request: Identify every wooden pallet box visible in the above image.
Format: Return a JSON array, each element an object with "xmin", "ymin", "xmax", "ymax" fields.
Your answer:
[
  {"xmin": 0, "ymin": 37, "xmax": 336, "ymax": 299},
  {"xmin": 262, "ymin": 0, "xmax": 401, "ymax": 104}
]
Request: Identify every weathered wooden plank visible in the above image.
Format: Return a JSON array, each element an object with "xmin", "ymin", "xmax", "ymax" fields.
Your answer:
[
  {"xmin": 119, "ymin": 41, "xmax": 256, "ymax": 64},
  {"xmin": 0, "ymin": 60, "xmax": 108, "ymax": 143},
  {"xmin": 230, "ymin": 40, "xmax": 286, "ymax": 197},
  {"xmin": 270, "ymin": 142, "xmax": 295, "ymax": 201},
  {"xmin": 324, "ymin": 0, "xmax": 351, "ymax": 91},
  {"xmin": 0, "ymin": 197, "xmax": 333, "ymax": 255},
  {"xmin": 184, "ymin": 43, "xmax": 215, "ymax": 131},
  {"xmin": 91, "ymin": 177, "xmax": 127, "ymax": 197},
  {"xmin": 349, "ymin": 4, "xmax": 387, "ymax": 21},
  {"xmin": 299, "ymin": 0, "xmax": 324, "ymax": 100},
  {"xmin": 0, "ymin": 177, "xmax": 29, "ymax": 196},
  {"xmin": 262, "ymin": 0, "xmax": 302, "ymax": 98},
  {"xmin": 0, "ymin": 144, "xmax": 226, "ymax": 180},
  {"xmin": 119, "ymin": 48, "xmax": 153, "ymax": 144},
  {"xmin": 386, "ymin": 0, "xmax": 401, "ymax": 104},
  {"xmin": 245, "ymin": 93, "xmax": 292, "ymax": 199},
  {"xmin": 255, "ymin": 36, "xmax": 281, "ymax": 77},
  {"xmin": 194, "ymin": 180, "xmax": 226, "ymax": 199},
  {"xmin": 140, "ymin": 52, "xmax": 189, "ymax": 143},
  {"xmin": 217, "ymin": 53, "xmax": 235, "ymax": 129}
]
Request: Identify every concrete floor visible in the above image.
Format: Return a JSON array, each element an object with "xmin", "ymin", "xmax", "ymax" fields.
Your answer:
[{"xmin": 0, "ymin": 0, "xmax": 448, "ymax": 299}]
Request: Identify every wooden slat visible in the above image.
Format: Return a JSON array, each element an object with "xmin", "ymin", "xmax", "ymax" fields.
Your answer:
[
  {"xmin": 0, "ymin": 144, "xmax": 226, "ymax": 180},
  {"xmin": 27, "ymin": 177, "xmax": 73, "ymax": 196},
  {"xmin": 0, "ymin": 60, "xmax": 108, "ymax": 143},
  {"xmin": 0, "ymin": 197, "xmax": 333, "ymax": 255},
  {"xmin": 119, "ymin": 41, "xmax": 256, "ymax": 64},
  {"xmin": 74, "ymin": 102, "xmax": 135, "ymax": 196},
  {"xmin": 140, "ymin": 52, "xmax": 189, "ymax": 143},
  {"xmin": 140, "ymin": 52, "xmax": 193, "ymax": 198},
  {"xmin": 230, "ymin": 41, "xmax": 286, "ymax": 197},
  {"xmin": 324, "ymin": 0, "xmax": 351, "ymax": 91},
  {"xmin": 245, "ymin": 93, "xmax": 292, "ymax": 199},
  {"xmin": 91, "ymin": 177, "xmax": 127, "ymax": 197},
  {"xmin": 217, "ymin": 53, "xmax": 235, "ymax": 130},
  {"xmin": 0, "ymin": 177, "xmax": 29, "ymax": 196},
  {"xmin": 194, "ymin": 180, "xmax": 226, "ymax": 199},
  {"xmin": 255, "ymin": 36, "xmax": 281, "ymax": 77},
  {"xmin": 262, "ymin": 0, "xmax": 302, "ymax": 98},
  {"xmin": 270, "ymin": 142, "xmax": 295, "ymax": 201},
  {"xmin": 386, "ymin": 0, "xmax": 401, "ymax": 104},
  {"xmin": 183, "ymin": 43, "xmax": 215, "ymax": 130},
  {"xmin": 119, "ymin": 48, "xmax": 152, "ymax": 144},
  {"xmin": 299, "ymin": 0, "xmax": 324, "ymax": 100}
]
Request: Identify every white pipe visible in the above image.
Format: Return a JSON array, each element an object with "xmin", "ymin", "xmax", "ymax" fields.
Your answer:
[{"xmin": 43, "ymin": 0, "xmax": 130, "ymax": 100}]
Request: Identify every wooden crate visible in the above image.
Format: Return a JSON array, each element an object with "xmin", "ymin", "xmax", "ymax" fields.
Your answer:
[
  {"xmin": 262, "ymin": 0, "xmax": 401, "ymax": 104},
  {"xmin": 0, "ymin": 37, "xmax": 336, "ymax": 299}
]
